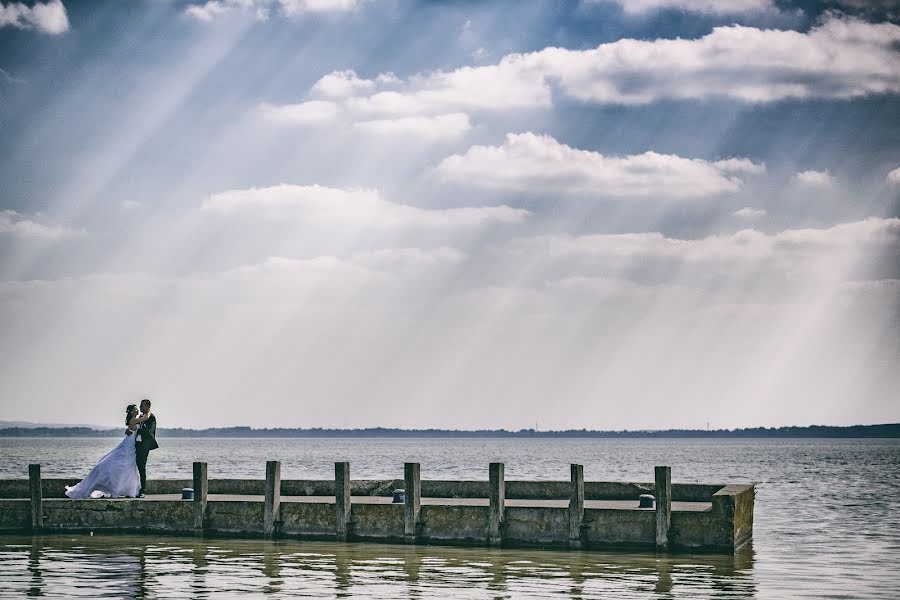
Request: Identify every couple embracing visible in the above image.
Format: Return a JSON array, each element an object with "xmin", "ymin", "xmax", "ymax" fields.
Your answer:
[{"xmin": 65, "ymin": 399, "xmax": 159, "ymax": 499}]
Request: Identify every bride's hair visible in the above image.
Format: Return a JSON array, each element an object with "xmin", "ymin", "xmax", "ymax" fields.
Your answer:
[{"xmin": 125, "ymin": 404, "xmax": 138, "ymax": 426}]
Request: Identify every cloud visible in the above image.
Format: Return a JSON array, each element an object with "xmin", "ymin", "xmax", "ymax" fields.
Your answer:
[
  {"xmin": 591, "ymin": 0, "xmax": 778, "ymax": 16},
  {"xmin": 0, "ymin": 0, "xmax": 68, "ymax": 34},
  {"xmin": 510, "ymin": 217, "xmax": 899, "ymax": 264},
  {"xmin": 435, "ymin": 132, "xmax": 763, "ymax": 199},
  {"xmin": 310, "ymin": 69, "xmax": 377, "ymax": 98},
  {"xmin": 259, "ymin": 100, "xmax": 339, "ymax": 123},
  {"xmin": 185, "ymin": 0, "xmax": 361, "ymax": 22},
  {"xmin": 278, "ymin": 0, "xmax": 362, "ymax": 14},
  {"xmin": 0, "ymin": 210, "xmax": 84, "ymax": 240},
  {"xmin": 353, "ymin": 113, "xmax": 471, "ymax": 139},
  {"xmin": 733, "ymin": 207, "xmax": 766, "ymax": 219},
  {"xmin": 350, "ymin": 246, "xmax": 467, "ymax": 272},
  {"xmin": 793, "ymin": 169, "xmax": 835, "ymax": 187},
  {"xmin": 886, "ymin": 167, "xmax": 900, "ymax": 184},
  {"xmin": 200, "ymin": 183, "xmax": 530, "ymax": 227},
  {"xmin": 281, "ymin": 16, "xmax": 899, "ymax": 115},
  {"xmin": 184, "ymin": 1, "xmax": 231, "ymax": 22}
]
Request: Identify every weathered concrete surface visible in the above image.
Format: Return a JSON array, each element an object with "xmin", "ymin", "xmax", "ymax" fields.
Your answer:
[
  {"xmin": 0, "ymin": 478, "xmax": 725, "ymax": 502},
  {"xmin": 40, "ymin": 498, "xmax": 193, "ymax": 533},
  {"xmin": 584, "ymin": 507, "xmax": 656, "ymax": 547},
  {"xmin": 206, "ymin": 500, "xmax": 263, "ymax": 536},
  {"xmin": 281, "ymin": 502, "xmax": 335, "ymax": 539},
  {"xmin": 714, "ymin": 484, "xmax": 755, "ymax": 550},
  {"xmin": 421, "ymin": 505, "xmax": 489, "ymax": 544},
  {"xmin": 504, "ymin": 507, "xmax": 569, "ymax": 546},
  {"xmin": 349, "ymin": 503, "xmax": 404, "ymax": 542},
  {"xmin": 0, "ymin": 499, "xmax": 30, "ymax": 531},
  {"xmin": 1, "ymin": 477, "xmax": 752, "ymax": 553}
]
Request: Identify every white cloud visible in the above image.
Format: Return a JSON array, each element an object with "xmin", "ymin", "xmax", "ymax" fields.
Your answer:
[
  {"xmin": 733, "ymin": 206, "xmax": 766, "ymax": 219},
  {"xmin": 793, "ymin": 169, "xmax": 835, "ymax": 187},
  {"xmin": 593, "ymin": 0, "xmax": 777, "ymax": 16},
  {"xmin": 714, "ymin": 158, "xmax": 767, "ymax": 175},
  {"xmin": 185, "ymin": 1, "xmax": 231, "ymax": 22},
  {"xmin": 886, "ymin": 167, "xmax": 900, "ymax": 184},
  {"xmin": 351, "ymin": 246, "xmax": 467, "ymax": 271},
  {"xmin": 311, "ymin": 69, "xmax": 377, "ymax": 98},
  {"xmin": 185, "ymin": 0, "xmax": 361, "ymax": 21},
  {"xmin": 259, "ymin": 100, "xmax": 339, "ymax": 123},
  {"xmin": 510, "ymin": 217, "xmax": 900, "ymax": 263},
  {"xmin": 0, "ymin": 210, "xmax": 84, "ymax": 240},
  {"xmin": 0, "ymin": 0, "xmax": 68, "ymax": 34},
  {"xmin": 282, "ymin": 16, "xmax": 899, "ymax": 116},
  {"xmin": 200, "ymin": 183, "xmax": 530, "ymax": 227},
  {"xmin": 353, "ymin": 113, "xmax": 471, "ymax": 139},
  {"xmin": 278, "ymin": 0, "xmax": 362, "ymax": 14},
  {"xmin": 435, "ymin": 132, "xmax": 763, "ymax": 199}
]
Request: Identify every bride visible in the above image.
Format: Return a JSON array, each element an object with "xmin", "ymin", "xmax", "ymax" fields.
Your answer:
[{"xmin": 65, "ymin": 404, "xmax": 149, "ymax": 499}]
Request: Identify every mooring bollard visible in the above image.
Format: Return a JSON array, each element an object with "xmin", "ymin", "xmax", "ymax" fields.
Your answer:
[
  {"xmin": 655, "ymin": 466, "xmax": 672, "ymax": 551},
  {"xmin": 569, "ymin": 464, "xmax": 584, "ymax": 549},
  {"xmin": 264, "ymin": 460, "xmax": 281, "ymax": 537},
  {"xmin": 404, "ymin": 463, "xmax": 421, "ymax": 544},
  {"xmin": 29, "ymin": 464, "xmax": 42, "ymax": 533},
  {"xmin": 335, "ymin": 462, "xmax": 351, "ymax": 541},
  {"xmin": 488, "ymin": 462, "xmax": 505, "ymax": 546},
  {"xmin": 193, "ymin": 462, "xmax": 208, "ymax": 532}
]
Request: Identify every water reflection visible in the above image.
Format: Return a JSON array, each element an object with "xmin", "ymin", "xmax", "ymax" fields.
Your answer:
[{"xmin": 1, "ymin": 534, "xmax": 756, "ymax": 599}]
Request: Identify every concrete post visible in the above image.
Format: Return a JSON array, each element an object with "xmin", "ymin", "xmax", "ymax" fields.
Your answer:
[
  {"xmin": 193, "ymin": 462, "xmax": 208, "ymax": 532},
  {"xmin": 569, "ymin": 463, "xmax": 584, "ymax": 549},
  {"xmin": 264, "ymin": 460, "xmax": 281, "ymax": 537},
  {"xmin": 335, "ymin": 461, "xmax": 351, "ymax": 541},
  {"xmin": 29, "ymin": 464, "xmax": 42, "ymax": 532},
  {"xmin": 404, "ymin": 463, "xmax": 421, "ymax": 543},
  {"xmin": 488, "ymin": 462, "xmax": 505, "ymax": 546},
  {"xmin": 655, "ymin": 466, "xmax": 672, "ymax": 551}
]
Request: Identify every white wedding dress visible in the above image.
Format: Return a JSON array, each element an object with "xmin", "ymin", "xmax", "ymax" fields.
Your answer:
[{"xmin": 65, "ymin": 431, "xmax": 141, "ymax": 498}]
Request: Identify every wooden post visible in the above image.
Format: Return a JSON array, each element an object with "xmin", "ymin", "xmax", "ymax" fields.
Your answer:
[
  {"xmin": 264, "ymin": 460, "xmax": 281, "ymax": 537},
  {"xmin": 488, "ymin": 462, "xmax": 505, "ymax": 546},
  {"xmin": 569, "ymin": 463, "xmax": 584, "ymax": 549},
  {"xmin": 655, "ymin": 466, "xmax": 672, "ymax": 551},
  {"xmin": 335, "ymin": 462, "xmax": 351, "ymax": 541},
  {"xmin": 193, "ymin": 462, "xmax": 208, "ymax": 532},
  {"xmin": 404, "ymin": 463, "xmax": 421, "ymax": 544},
  {"xmin": 29, "ymin": 464, "xmax": 42, "ymax": 532}
]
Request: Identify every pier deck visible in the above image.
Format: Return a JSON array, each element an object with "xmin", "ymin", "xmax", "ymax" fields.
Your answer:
[
  {"xmin": 1, "ymin": 461, "xmax": 753, "ymax": 554},
  {"xmin": 121, "ymin": 494, "xmax": 714, "ymax": 512}
]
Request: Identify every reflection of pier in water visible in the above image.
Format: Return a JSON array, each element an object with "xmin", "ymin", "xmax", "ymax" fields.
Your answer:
[{"xmin": 6, "ymin": 534, "xmax": 757, "ymax": 598}]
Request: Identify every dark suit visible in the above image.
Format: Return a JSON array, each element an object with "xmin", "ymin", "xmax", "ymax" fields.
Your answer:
[{"xmin": 135, "ymin": 414, "xmax": 158, "ymax": 493}]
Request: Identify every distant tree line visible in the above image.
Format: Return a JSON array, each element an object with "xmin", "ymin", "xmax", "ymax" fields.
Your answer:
[{"xmin": 0, "ymin": 424, "xmax": 898, "ymax": 438}]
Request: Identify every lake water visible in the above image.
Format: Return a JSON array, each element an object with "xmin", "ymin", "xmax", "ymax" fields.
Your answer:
[{"xmin": 1, "ymin": 437, "xmax": 899, "ymax": 598}]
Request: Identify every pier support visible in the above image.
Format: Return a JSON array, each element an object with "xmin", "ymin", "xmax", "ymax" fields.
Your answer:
[
  {"xmin": 404, "ymin": 463, "xmax": 421, "ymax": 544},
  {"xmin": 488, "ymin": 462, "xmax": 505, "ymax": 546},
  {"xmin": 193, "ymin": 462, "xmax": 208, "ymax": 533},
  {"xmin": 335, "ymin": 462, "xmax": 351, "ymax": 541},
  {"xmin": 29, "ymin": 464, "xmax": 42, "ymax": 533},
  {"xmin": 655, "ymin": 466, "xmax": 672, "ymax": 551},
  {"xmin": 569, "ymin": 463, "xmax": 584, "ymax": 549},
  {"xmin": 264, "ymin": 460, "xmax": 281, "ymax": 537}
]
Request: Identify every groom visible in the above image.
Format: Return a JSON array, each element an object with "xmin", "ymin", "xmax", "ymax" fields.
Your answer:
[{"xmin": 135, "ymin": 398, "xmax": 159, "ymax": 498}]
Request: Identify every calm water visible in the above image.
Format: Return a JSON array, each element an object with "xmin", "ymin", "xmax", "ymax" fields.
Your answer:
[{"xmin": 1, "ymin": 437, "xmax": 899, "ymax": 598}]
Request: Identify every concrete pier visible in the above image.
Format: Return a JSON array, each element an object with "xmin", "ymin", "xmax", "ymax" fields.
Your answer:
[{"xmin": 0, "ymin": 463, "xmax": 755, "ymax": 554}]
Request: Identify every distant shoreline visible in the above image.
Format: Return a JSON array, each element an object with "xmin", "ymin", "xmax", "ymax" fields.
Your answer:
[{"xmin": 0, "ymin": 423, "xmax": 897, "ymax": 438}]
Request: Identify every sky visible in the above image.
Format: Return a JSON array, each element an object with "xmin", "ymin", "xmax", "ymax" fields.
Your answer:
[{"xmin": 0, "ymin": 0, "xmax": 898, "ymax": 430}]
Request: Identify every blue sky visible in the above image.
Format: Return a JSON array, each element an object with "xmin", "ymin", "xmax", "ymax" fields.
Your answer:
[{"xmin": 1, "ymin": 0, "xmax": 898, "ymax": 429}]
